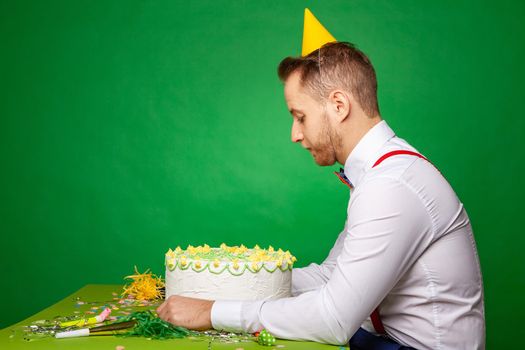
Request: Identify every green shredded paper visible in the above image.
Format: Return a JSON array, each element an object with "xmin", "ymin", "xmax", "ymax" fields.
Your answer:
[{"xmin": 119, "ymin": 310, "xmax": 194, "ymax": 339}]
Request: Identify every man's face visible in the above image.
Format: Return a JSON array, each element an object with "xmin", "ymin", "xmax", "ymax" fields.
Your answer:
[{"xmin": 284, "ymin": 71, "xmax": 338, "ymax": 166}]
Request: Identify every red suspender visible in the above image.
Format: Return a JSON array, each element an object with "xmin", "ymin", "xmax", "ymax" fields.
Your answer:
[
  {"xmin": 334, "ymin": 149, "xmax": 427, "ymax": 335},
  {"xmin": 372, "ymin": 150, "xmax": 427, "ymax": 168},
  {"xmin": 368, "ymin": 149, "xmax": 427, "ymax": 335},
  {"xmin": 370, "ymin": 309, "xmax": 386, "ymax": 335}
]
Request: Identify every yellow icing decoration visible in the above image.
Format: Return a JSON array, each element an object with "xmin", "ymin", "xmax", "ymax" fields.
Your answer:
[
  {"xmin": 165, "ymin": 244, "xmax": 297, "ymax": 273},
  {"xmin": 187, "ymin": 245, "xmax": 197, "ymax": 256},
  {"xmin": 232, "ymin": 259, "xmax": 240, "ymax": 270}
]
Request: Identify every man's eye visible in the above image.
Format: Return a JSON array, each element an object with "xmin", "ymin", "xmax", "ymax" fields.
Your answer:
[{"xmin": 297, "ymin": 116, "xmax": 305, "ymax": 123}]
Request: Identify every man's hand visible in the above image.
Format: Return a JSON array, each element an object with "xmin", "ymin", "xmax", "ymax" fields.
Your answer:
[{"xmin": 156, "ymin": 295, "xmax": 214, "ymax": 331}]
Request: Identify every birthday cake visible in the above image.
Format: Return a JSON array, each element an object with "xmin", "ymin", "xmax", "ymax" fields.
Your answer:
[{"xmin": 165, "ymin": 244, "xmax": 296, "ymax": 301}]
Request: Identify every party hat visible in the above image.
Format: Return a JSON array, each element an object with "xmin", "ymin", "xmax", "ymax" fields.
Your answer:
[{"xmin": 301, "ymin": 8, "xmax": 337, "ymax": 56}]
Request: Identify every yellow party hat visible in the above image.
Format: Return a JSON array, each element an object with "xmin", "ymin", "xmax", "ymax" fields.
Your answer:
[{"xmin": 301, "ymin": 8, "xmax": 337, "ymax": 56}]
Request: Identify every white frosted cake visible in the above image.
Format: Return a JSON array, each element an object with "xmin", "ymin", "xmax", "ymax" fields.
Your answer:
[{"xmin": 165, "ymin": 244, "xmax": 296, "ymax": 301}]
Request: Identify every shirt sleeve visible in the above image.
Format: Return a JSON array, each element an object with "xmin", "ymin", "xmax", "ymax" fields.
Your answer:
[
  {"xmin": 212, "ymin": 177, "xmax": 434, "ymax": 345},
  {"xmin": 291, "ymin": 224, "xmax": 348, "ymax": 296}
]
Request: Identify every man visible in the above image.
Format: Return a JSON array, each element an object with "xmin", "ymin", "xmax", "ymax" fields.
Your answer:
[{"xmin": 157, "ymin": 42, "xmax": 485, "ymax": 349}]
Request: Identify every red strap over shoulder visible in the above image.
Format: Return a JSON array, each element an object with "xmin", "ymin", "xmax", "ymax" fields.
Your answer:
[
  {"xmin": 372, "ymin": 150, "xmax": 427, "ymax": 168},
  {"xmin": 369, "ymin": 149, "xmax": 428, "ymax": 335},
  {"xmin": 335, "ymin": 150, "xmax": 430, "ymax": 336}
]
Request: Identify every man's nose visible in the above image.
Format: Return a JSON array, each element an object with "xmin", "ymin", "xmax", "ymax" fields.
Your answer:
[{"xmin": 291, "ymin": 122, "xmax": 304, "ymax": 143}]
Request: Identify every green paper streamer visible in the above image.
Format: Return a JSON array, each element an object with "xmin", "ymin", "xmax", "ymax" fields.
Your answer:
[{"xmin": 118, "ymin": 310, "xmax": 194, "ymax": 340}]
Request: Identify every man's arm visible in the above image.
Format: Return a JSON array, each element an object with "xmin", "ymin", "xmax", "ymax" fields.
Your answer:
[
  {"xmin": 291, "ymin": 224, "xmax": 347, "ymax": 296},
  {"xmin": 212, "ymin": 178, "xmax": 434, "ymax": 344}
]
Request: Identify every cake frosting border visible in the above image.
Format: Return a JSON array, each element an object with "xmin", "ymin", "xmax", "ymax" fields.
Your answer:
[{"xmin": 165, "ymin": 244, "xmax": 296, "ymax": 277}]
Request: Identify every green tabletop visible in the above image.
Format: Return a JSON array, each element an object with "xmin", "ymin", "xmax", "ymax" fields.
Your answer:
[{"xmin": 0, "ymin": 284, "xmax": 348, "ymax": 350}]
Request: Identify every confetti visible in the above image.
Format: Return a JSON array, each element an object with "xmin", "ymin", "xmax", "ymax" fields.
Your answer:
[{"xmin": 19, "ymin": 287, "xmax": 255, "ymax": 348}]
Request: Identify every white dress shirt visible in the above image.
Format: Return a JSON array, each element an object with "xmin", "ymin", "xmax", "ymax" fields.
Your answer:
[{"xmin": 211, "ymin": 121, "xmax": 485, "ymax": 349}]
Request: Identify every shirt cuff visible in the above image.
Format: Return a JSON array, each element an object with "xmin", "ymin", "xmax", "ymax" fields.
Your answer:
[{"xmin": 211, "ymin": 300, "xmax": 243, "ymax": 332}]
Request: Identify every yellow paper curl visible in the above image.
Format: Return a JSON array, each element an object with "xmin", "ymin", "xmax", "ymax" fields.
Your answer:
[{"xmin": 122, "ymin": 266, "xmax": 165, "ymax": 300}]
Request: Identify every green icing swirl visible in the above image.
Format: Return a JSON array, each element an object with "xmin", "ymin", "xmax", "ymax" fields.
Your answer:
[
  {"xmin": 164, "ymin": 257, "xmax": 293, "ymax": 275},
  {"xmin": 164, "ymin": 245, "xmax": 296, "ymax": 276}
]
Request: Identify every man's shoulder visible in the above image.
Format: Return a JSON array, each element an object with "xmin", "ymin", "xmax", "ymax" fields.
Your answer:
[{"xmin": 363, "ymin": 136, "xmax": 442, "ymax": 191}]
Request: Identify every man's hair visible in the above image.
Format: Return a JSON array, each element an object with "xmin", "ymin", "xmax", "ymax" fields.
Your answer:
[{"xmin": 277, "ymin": 42, "xmax": 380, "ymax": 117}]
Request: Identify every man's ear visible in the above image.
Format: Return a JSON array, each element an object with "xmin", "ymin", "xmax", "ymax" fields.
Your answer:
[{"xmin": 328, "ymin": 90, "xmax": 351, "ymax": 123}]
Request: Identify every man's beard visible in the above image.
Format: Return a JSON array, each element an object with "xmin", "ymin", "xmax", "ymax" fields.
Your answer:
[{"xmin": 310, "ymin": 112, "xmax": 341, "ymax": 166}]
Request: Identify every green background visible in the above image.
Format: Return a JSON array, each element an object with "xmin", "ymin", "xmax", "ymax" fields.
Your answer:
[{"xmin": 1, "ymin": 0, "xmax": 524, "ymax": 348}]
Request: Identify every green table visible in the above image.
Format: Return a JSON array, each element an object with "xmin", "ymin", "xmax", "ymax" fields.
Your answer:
[{"xmin": 0, "ymin": 285, "xmax": 347, "ymax": 349}]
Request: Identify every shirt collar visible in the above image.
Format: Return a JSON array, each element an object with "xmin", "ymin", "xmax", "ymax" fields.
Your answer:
[{"xmin": 343, "ymin": 120, "xmax": 396, "ymax": 188}]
